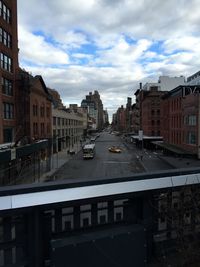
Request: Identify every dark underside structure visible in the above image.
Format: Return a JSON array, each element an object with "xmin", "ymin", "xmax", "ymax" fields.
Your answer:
[{"xmin": 1, "ymin": 168, "xmax": 200, "ymax": 266}]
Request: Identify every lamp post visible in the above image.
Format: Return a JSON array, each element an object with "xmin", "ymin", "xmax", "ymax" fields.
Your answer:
[
  {"xmin": 52, "ymin": 134, "xmax": 59, "ymax": 169},
  {"xmin": 139, "ymin": 130, "xmax": 143, "ymax": 149}
]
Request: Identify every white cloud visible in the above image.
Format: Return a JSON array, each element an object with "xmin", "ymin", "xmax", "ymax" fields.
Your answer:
[
  {"xmin": 163, "ymin": 36, "xmax": 200, "ymax": 54},
  {"xmin": 18, "ymin": 26, "xmax": 69, "ymax": 66},
  {"xmin": 93, "ymin": 38, "xmax": 152, "ymax": 69},
  {"xmin": 17, "ymin": 0, "xmax": 200, "ymax": 118},
  {"xmin": 55, "ymin": 31, "xmax": 89, "ymax": 49}
]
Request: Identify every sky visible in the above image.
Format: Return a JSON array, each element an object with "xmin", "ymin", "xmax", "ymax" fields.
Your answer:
[{"xmin": 17, "ymin": 0, "xmax": 200, "ymax": 121}]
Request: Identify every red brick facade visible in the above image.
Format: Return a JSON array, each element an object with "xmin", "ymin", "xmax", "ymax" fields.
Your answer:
[
  {"xmin": 16, "ymin": 72, "xmax": 52, "ymax": 143},
  {"xmin": 0, "ymin": 0, "xmax": 19, "ymax": 143},
  {"xmin": 29, "ymin": 76, "xmax": 52, "ymax": 140},
  {"xmin": 141, "ymin": 89, "xmax": 166, "ymax": 136},
  {"xmin": 161, "ymin": 86, "xmax": 200, "ymax": 156}
]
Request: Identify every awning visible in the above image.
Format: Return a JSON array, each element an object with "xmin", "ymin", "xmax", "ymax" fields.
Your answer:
[{"xmin": 153, "ymin": 142, "xmax": 195, "ymax": 155}]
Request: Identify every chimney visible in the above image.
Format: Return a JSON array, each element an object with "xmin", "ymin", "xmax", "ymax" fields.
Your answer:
[{"xmin": 139, "ymin": 82, "xmax": 142, "ymax": 90}]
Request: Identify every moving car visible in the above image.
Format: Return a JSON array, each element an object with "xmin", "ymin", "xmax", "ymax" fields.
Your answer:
[{"xmin": 108, "ymin": 146, "xmax": 122, "ymax": 153}]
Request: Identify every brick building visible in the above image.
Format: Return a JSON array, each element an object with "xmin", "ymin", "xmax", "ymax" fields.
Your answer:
[
  {"xmin": 141, "ymin": 87, "xmax": 166, "ymax": 136},
  {"xmin": 132, "ymin": 83, "xmax": 143, "ymax": 134},
  {"xmin": 15, "ymin": 70, "xmax": 52, "ymax": 143},
  {"xmin": 132, "ymin": 83, "xmax": 165, "ymax": 137},
  {"xmin": 161, "ymin": 85, "xmax": 200, "ymax": 158},
  {"xmin": 114, "ymin": 105, "xmax": 126, "ymax": 132},
  {"xmin": 0, "ymin": 0, "xmax": 19, "ymax": 144}
]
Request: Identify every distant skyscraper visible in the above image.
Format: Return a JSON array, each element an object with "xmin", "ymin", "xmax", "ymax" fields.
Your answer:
[{"xmin": 81, "ymin": 91, "xmax": 104, "ymax": 130}]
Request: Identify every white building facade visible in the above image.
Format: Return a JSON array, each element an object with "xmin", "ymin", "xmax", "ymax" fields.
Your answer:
[
  {"xmin": 187, "ymin": 70, "xmax": 200, "ymax": 85},
  {"xmin": 143, "ymin": 76, "xmax": 185, "ymax": 91},
  {"xmin": 52, "ymin": 108, "xmax": 85, "ymax": 153}
]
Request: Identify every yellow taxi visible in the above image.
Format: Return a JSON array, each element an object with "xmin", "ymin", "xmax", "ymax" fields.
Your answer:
[{"xmin": 108, "ymin": 146, "xmax": 122, "ymax": 153}]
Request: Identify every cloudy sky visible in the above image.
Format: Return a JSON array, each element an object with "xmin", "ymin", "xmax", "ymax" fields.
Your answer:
[{"xmin": 17, "ymin": 0, "xmax": 200, "ymax": 120}]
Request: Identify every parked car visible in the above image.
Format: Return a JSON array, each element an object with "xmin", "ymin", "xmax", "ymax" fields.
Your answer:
[{"xmin": 90, "ymin": 137, "xmax": 96, "ymax": 143}]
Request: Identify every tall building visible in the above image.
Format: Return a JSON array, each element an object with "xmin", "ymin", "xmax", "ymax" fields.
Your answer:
[
  {"xmin": 81, "ymin": 91, "xmax": 104, "ymax": 131},
  {"xmin": 90, "ymin": 91, "xmax": 104, "ymax": 130},
  {"xmin": 113, "ymin": 105, "xmax": 126, "ymax": 132},
  {"xmin": 125, "ymin": 97, "xmax": 132, "ymax": 132},
  {"xmin": 103, "ymin": 109, "xmax": 109, "ymax": 126},
  {"xmin": 0, "ymin": 0, "xmax": 19, "ymax": 144},
  {"xmin": 81, "ymin": 98, "xmax": 98, "ymax": 130}
]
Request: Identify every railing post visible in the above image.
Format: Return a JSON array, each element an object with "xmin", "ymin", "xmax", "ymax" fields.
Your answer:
[{"xmin": 27, "ymin": 208, "xmax": 44, "ymax": 267}]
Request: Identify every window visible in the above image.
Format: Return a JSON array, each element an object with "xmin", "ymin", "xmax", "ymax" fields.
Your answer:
[
  {"xmin": 47, "ymin": 123, "xmax": 50, "ymax": 134},
  {"xmin": 0, "ymin": 1, "xmax": 11, "ymax": 23},
  {"xmin": 0, "ymin": 53, "xmax": 12, "ymax": 72},
  {"xmin": 3, "ymin": 128, "xmax": 13, "ymax": 142},
  {"xmin": 33, "ymin": 105, "xmax": 38, "ymax": 116},
  {"xmin": 41, "ymin": 123, "xmax": 45, "ymax": 136},
  {"xmin": 33, "ymin": 123, "xmax": 38, "ymax": 135},
  {"xmin": 40, "ymin": 106, "xmax": 45, "ymax": 117},
  {"xmin": 0, "ymin": 27, "xmax": 12, "ymax": 48},
  {"xmin": 184, "ymin": 115, "xmax": 196, "ymax": 126},
  {"xmin": 46, "ymin": 107, "xmax": 50, "ymax": 118},
  {"xmin": 186, "ymin": 132, "xmax": 196, "ymax": 145},
  {"xmin": 53, "ymin": 117, "xmax": 56, "ymax": 126},
  {"xmin": 3, "ymin": 102, "xmax": 14, "ymax": 119},
  {"xmin": 188, "ymin": 115, "xmax": 196, "ymax": 126},
  {"xmin": 2, "ymin": 77, "xmax": 13, "ymax": 95}
]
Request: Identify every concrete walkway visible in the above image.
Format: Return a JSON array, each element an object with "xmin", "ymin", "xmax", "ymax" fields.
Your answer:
[
  {"xmin": 158, "ymin": 155, "xmax": 200, "ymax": 169},
  {"xmin": 40, "ymin": 145, "xmax": 82, "ymax": 182}
]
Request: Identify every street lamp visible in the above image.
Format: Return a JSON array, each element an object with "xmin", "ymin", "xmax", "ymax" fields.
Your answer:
[{"xmin": 52, "ymin": 134, "xmax": 59, "ymax": 169}]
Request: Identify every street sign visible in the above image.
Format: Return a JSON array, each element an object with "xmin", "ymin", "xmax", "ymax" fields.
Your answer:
[
  {"xmin": 138, "ymin": 130, "xmax": 143, "ymax": 141},
  {"xmin": 11, "ymin": 148, "xmax": 16, "ymax": 160}
]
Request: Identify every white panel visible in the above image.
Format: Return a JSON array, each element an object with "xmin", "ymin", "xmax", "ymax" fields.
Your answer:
[
  {"xmin": 0, "ymin": 172, "xmax": 200, "ymax": 210},
  {"xmin": 0, "ymin": 196, "xmax": 12, "ymax": 210}
]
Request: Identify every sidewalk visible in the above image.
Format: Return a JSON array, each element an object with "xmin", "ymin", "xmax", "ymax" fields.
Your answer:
[
  {"xmin": 40, "ymin": 145, "xmax": 82, "ymax": 182},
  {"xmin": 158, "ymin": 155, "xmax": 200, "ymax": 169},
  {"xmin": 123, "ymin": 138, "xmax": 200, "ymax": 171}
]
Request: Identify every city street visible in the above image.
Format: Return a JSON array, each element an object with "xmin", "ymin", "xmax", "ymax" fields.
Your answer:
[{"xmin": 52, "ymin": 131, "xmax": 174, "ymax": 182}]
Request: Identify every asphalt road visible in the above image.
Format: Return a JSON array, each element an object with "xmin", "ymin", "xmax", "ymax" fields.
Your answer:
[{"xmin": 52, "ymin": 132, "xmax": 173, "ymax": 182}]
